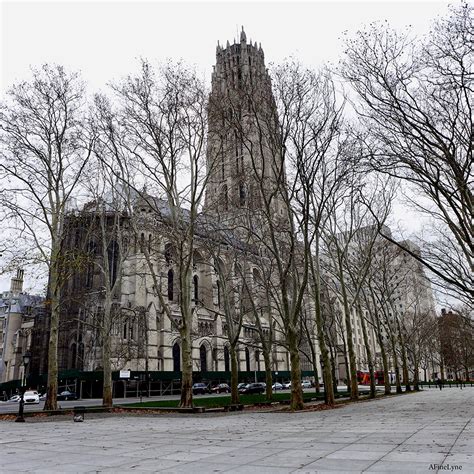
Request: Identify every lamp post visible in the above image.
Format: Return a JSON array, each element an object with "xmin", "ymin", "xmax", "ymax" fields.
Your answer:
[{"xmin": 15, "ymin": 350, "xmax": 31, "ymax": 423}]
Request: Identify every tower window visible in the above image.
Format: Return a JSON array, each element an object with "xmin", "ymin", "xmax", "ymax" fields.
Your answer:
[
  {"xmin": 193, "ymin": 275, "xmax": 199, "ymax": 303},
  {"xmin": 167, "ymin": 269, "xmax": 174, "ymax": 301},
  {"xmin": 239, "ymin": 183, "xmax": 247, "ymax": 207}
]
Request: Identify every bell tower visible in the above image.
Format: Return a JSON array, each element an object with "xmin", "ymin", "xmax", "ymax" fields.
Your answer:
[{"xmin": 204, "ymin": 28, "xmax": 287, "ymax": 223}]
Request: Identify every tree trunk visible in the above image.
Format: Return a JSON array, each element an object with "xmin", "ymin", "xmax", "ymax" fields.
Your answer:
[
  {"xmin": 378, "ymin": 334, "xmax": 391, "ymax": 395},
  {"xmin": 330, "ymin": 352, "xmax": 338, "ymax": 395},
  {"xmin": 288, "ymin": 325, "xmax": 304, "ymax": 410},
  {"xmin": 179, "ymin": 322, "xmax": 193, "ymax": 408},
  {"xmin": 358, "ymin": 304, "xmax": 375, "ymax": 398},
  {"xmin": 44, "ymin": 246, "xmax": 61, "ymax": 411},
  {"xmin": 413, "ymin": 357, "xmax": 420, "ymax": 391},
  {"xmin": 396, "ymin": 319, "xmax": 411, "ymax": 392},
  {"xmin": 339, "ymin": 267, "xmax": 358, "ymax": 400},
  {"xmin": 230, "ymin": 344, "xmax": 240, "ymax": 405},
  {"xmin": 342, "ymin": 339, "xmax": 351, "ymax": 394},
  {"xmin": 312, "ymin": 264, "xmax": 334, "ymax": 403},
  {"xmin": 310, "ymin": 350, "xmax": 320, "ymax": 395},
  {"xmin": 263, "ymin": 348, "xmax": 273, "ymax": 401},
  {"xmin": 391, "ymin": 340, "xmax": 403, "ymax": 394},
  {"xmin": 102, "ymin": 304, "xmax": 113, "ymax": 407}
]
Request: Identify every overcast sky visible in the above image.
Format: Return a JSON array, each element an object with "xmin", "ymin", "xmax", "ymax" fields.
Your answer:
[{"xmin": 0, "ymin": 0, "xmax": 452, "ymax": 292}]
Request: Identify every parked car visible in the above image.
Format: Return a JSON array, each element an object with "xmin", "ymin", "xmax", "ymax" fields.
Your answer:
[
  {"xmin": 24, "ymin": 390, "xmax": 40, "ymax": 404},
  {"xmin": 240, "ymin": 383, "xmax": 265, "ymax": 394},
  {"xmin": 57, "ymin": 391, "xmax": 78, "ymax": 401},
  {"xmin": 282, "ymin": 381, "xmax": 291, "ymax": 389},
  {"xmin": 192, "ymin": 383, "xmax": 209, "ymax": 395},
  {"xmin": 39, "ymin": 393, "xmax": 47, "ymax": 401},
  {"xmin": 211, "ymin": 383, "xmax": 231, "ymax": 394},
  {"xmin": 272, "ymin": 382, "xmax": 283, "ymax": 391},
  {"xmin": 8, "ymin": 395, "xmax": 20, "ymax": 403},
  {"xmin": 301, "ymin": 381, "xmax": 312, "ymax": 389},
  {"xmin": 237, "ymin": 383, "xmax": 247, "ymax": 390}
]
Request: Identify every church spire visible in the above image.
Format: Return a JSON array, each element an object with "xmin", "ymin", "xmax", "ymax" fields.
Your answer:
[{"xmin": 240, "ymin": 26, "xmax": 247, "ymax": 43}]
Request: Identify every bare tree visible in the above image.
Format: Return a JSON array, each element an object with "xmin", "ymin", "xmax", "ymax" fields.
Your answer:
[
  {"xmin": 323, "ymin": 175, "xmax": 392, "ymax": 400},
  {"xmin": 0, "ymin": 65, "xmax": 93, "ymax": 410},
  {"xmin": 95, "ymin": 61, "xmax": 209, "ymax": 408},
  {"xmin": 341, "ymin": 3, "xmax": 473, "ymax": 305}
]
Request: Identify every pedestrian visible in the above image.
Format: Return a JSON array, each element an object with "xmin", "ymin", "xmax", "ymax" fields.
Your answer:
[{"xmin": 437, "ymin": 377, "xmax": 442, "ymax": 390}]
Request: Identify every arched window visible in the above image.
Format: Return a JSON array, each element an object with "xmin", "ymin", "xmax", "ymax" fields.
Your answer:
[
  {"xmin": 148, "ymin": 234, "xmax": 152, "ymax": 253},
  {"xmin": 200, "ymin": 345, "xmax": 207, "ymax": 372},
  {"xmin": 164, "ymin": 243, "xmax": 173, "ymax": 264},
  {"xmin": 216, "ymin": 280, "xmax": 221, "ymax": 307},
  {"xmin": 172, "ymin": 343, "xmax": 181, "ymax": 372},
  {"xmin": 239, "ymin": 182, "xmax": 247, "ymax": 207},
  {"xmin": 193, "ymin": 275, "xmax": 199, "ymax": 303},
  {"xmin": 140, "ymin": 233, "xmax": 145, "ymax": 253},
  {"xmin": 224, "ymin": 345, "xmax": 230, "ymax": 372},
  {"xmin": 85, "ymin": 241, "xmax": 96, "ymax": 288},
  {"xmin": 245, "ymin": 347, "xmax": 251, "ymax": 372},
  {"xmin": 107, "ymin": 240, "xmax": 119, "ymax": 286},
  {"xmin": 167, "ymin": 269, "xmax": 174, "ymax": 301}
]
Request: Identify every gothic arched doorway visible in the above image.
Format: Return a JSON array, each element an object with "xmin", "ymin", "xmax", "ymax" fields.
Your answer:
[
  {"xmin": 224, "ymin": 346, "xmax": 230, "ymax": 372},
  {"xmin": 200, "ymin": 345, "xmax": 207, "ymax": 372},
  {"xmin": 172, "ymin": 343, "xmax": 181, "ymax": 372}
]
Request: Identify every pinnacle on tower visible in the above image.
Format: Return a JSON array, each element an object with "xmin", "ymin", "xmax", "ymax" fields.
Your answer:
[{"xmin": 240, "ymin": 26, "xmax": 247, "ymax": 43}]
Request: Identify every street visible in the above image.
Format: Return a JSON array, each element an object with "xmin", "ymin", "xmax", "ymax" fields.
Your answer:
[{"xmin": 0, "ymin": 387, "xmax": 472, "ymax": 472}]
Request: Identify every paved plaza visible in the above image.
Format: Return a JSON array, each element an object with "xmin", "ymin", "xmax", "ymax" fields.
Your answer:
[{"xmin": 0, "ymin": 388, "xmax": 472, "ymax": 473}]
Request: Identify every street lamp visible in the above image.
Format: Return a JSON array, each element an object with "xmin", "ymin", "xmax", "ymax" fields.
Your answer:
[{"xmin": 15, "ymin": 350, "xmax": 32, "ymax": 423}]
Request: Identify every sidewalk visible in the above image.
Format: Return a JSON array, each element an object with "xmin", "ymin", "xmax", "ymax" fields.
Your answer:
[{"xmin": 0, "ymin": 388, "xmax": 472, "ymax": 473}]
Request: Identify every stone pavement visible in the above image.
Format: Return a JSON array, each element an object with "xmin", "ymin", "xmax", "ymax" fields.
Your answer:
[{"xmin": 0, "ymin": 388, "xmax": 472, "ymax": 473}]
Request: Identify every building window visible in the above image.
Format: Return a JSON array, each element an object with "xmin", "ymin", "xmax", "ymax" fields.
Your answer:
[
  {"xmin": 216, "ymin": 280, "xmax": 221, "ymax": 307},
  {"xmin": 167, "ymin": 269, "xmax": 174, "ymax": 301},
  {"xmin": 200, "ymin": 345, "xmax": 207, "ymax": 372},
  {"xmin": 193, "ymin": 275, "xmax": 199, "ymax": 303},
  {"xmin": 165, "ymin": 244, "xmax": 173, "ymax": 264},
  {"xmin": 85, "ymin": 241, "xmax": 96, "ymax": 288},
  {"xmin": 224, "ymin": 345, "xmax": 230, "ymax": 372},
  {"xmin": 107, "ymin": 240, "xmax": 119, "ymax": 286},
  {"xmin": 239, "ymin": 183, "xmax": 246, "ymax": 207},
  {"xmin": 172, "ymin": 343, "xmax": 181, "ymax": 372}
]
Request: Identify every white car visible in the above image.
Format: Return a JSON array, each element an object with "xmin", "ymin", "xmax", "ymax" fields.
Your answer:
[
  {"xmin": 24, "ymin": 390, "xmax": 40, "ymax": 404},
  {"xmin": 272, "ymin": 382, "xmax": 283, "ymax": 391},
  {"xmin": 8, "ymin": 395, "xmax": 21, "ymax": 403},
  {"xmin": 301, "ymin": 380, "xmax": 312, "ymax": 389}
]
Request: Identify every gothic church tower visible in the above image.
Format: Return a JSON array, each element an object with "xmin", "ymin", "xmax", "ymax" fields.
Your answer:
[{"xmin": 204, "ymin": 28, "xmax": 288, "ymax": 225}]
